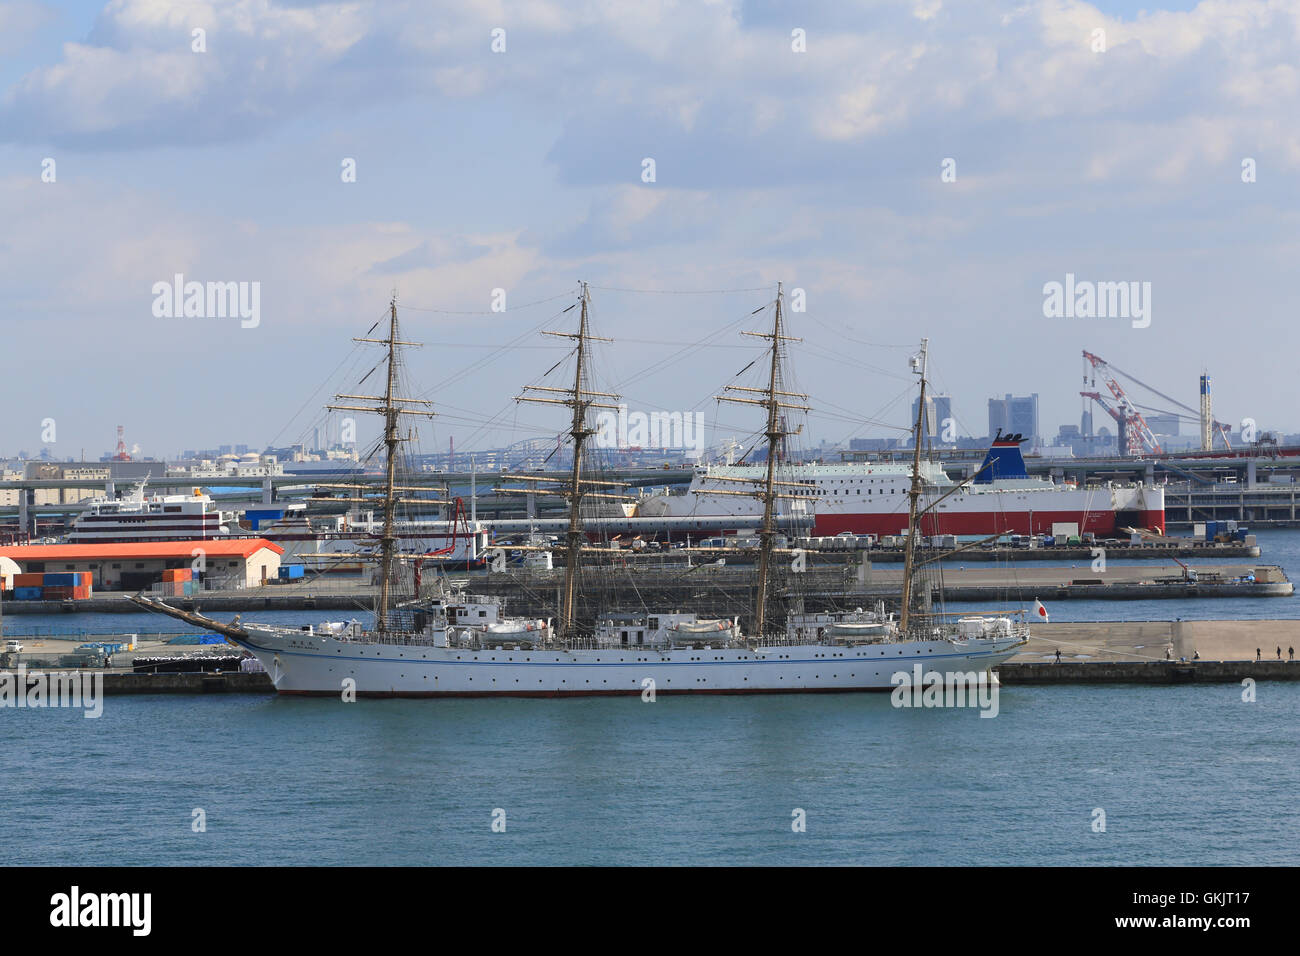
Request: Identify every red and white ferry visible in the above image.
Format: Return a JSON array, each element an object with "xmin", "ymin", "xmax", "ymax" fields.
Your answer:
[{"xmin": 639, "ymin": 433, "xmax": 1165, "ymax": 537}]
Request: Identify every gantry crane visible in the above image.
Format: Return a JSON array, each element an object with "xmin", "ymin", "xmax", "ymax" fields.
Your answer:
[{"xmin": 1081, "ymin": 351, "xmax": 1162, "ymax": 456}]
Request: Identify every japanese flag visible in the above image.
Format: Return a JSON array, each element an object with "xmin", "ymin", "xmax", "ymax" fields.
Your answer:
[{"xmin": 1032, "ymin": 599, "xmax": 1049, "ymax": 623}]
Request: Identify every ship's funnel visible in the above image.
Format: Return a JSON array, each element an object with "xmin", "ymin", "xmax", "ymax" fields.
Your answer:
[{"xmin": 973, "ymin": 430, "xmax": 1029, "ymax": 483}]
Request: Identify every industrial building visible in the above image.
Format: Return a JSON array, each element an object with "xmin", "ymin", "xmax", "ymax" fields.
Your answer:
[{"xmin": 0, "ymin": 539, "xmax": 283, "ymax": 591}]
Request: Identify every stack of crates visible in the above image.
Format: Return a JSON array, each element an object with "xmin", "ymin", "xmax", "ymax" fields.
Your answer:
[
  {"xmin": 8, "ymin": 572, "xmax": 94, "ymax": 600},
  {"xmin": 13, "ymin": 572, "xmax": 44, "ymax": 600},
  {"xmin": 159, "ymin": 568, "xmax": 195, "ymax": 596},
  {"xmin": 41, "ymin": 571, "xmax": 93, "ymax": 600}
]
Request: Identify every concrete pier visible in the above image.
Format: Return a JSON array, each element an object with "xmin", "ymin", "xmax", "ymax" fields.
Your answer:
[
  {"xmin": 999, "ymin": 660, "xmax": 1299, "ymax": 684},
  {"xmin": 859, "ymin": 542, "xmax": 1260, "ymax": 562},
  {"xmin": 1010, "ymin": 619, "xmax": 1300, "ymax": 664},
  {"xmin": 99, "ymin": 671, "xmax": 274, "ymax": 693}
]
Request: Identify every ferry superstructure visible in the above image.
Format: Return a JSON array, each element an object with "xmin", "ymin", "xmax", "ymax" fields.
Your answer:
[
  {"xmin": 640, "ymin": 435, "xmax": 1165, "ymax": 537},
  {"xmin": 68, "ymin": 480, "xmax": 235, "ymax": 543}
]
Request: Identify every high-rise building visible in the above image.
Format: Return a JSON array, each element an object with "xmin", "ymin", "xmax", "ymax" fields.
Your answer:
[
  {"xmin": 911, "ymin": 393, "xmax": 954, "ymax": 441},
  {"xmin": 988, "ymin": 393, "xmax": 1039, "ymax": 448}
]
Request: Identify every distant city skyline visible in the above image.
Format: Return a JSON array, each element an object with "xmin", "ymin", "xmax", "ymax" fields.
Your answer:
[{"xmin": 5, "ymin": 397, "xmax": 1296, "ymax": 465}]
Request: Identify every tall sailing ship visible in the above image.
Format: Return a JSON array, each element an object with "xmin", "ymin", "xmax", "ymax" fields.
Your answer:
[{"xmin": 133, "ymin": 287, "xmax": 1029, "ymax": 696}]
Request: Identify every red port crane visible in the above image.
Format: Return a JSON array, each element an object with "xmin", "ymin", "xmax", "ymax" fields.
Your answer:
[
  {"xmin": 1081, "ymin": 351, "xmax": 1163, "ymax": 456},
  {"xmin": 112, "ymin": 425, "xmax": 132, "ymax": 461}
]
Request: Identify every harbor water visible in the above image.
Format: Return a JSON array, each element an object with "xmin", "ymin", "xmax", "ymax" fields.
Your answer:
[{"xmin": 3, "ymin": 684, "xmax": 1297, "ymax": 866}]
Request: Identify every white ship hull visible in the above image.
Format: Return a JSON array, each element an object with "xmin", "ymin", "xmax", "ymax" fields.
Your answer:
[{"xmin": 236, "ymin": 626, "xmax": 1023, "ymax": 697}]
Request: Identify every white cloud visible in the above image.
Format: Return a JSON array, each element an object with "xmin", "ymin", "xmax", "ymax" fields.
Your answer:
[
  {"xmin": 3, "ymin": 0, "xmax": 1299, "ymax": 186},
  {"xmin": 0, "ymin": 0, "xmax": 54, "ymax": 54}
]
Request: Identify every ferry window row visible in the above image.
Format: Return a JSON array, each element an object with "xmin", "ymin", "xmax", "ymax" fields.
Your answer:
[{"xmin": 817, "ymin": 488, "xmax": 898, "ymax": 495}]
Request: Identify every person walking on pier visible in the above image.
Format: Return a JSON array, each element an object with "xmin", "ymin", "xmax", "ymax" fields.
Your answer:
[
  {"xmin": 1278, "ymin": 646, "xmax": 1283, "ymax": 660},
  {"xmin": 1256, "ymin": 647, "xmax": 1262, "ymax": 661},
  {"xmin": 1290, "ymin": 646, "xmax": 1295, "ymax": 661},
  {"xmin": 1055, "ymin": 648, "xmax": 1061, "ymax": 663}
]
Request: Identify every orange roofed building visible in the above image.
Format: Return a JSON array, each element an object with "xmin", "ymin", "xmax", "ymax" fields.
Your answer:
[{"xmin": 0, "ymin": 540, "xmax": 284, "ymax": 591}]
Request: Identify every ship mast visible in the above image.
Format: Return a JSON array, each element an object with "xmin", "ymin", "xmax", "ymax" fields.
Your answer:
[
  {"xmin": 515, "ymin": 282, "xmax": 619, "ymax": 643},
  {"xmin": 716, "ymin": 283, "xmax": 809, "ymax": 639},
  {"xmin": 899, "ymin": 337, "xmax": 929, "ymax": 635},
  {"xmin": 326, "ymin": 299, "xmax": 435, "ymax": 633},
  {"xmin": 376, "ymin": 301, "xmax": 402, "ymax": 629}
]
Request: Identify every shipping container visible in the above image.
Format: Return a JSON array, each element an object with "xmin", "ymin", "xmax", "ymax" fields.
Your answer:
[
  {"xmin": 13, "ymin": 586, "xmax": 43, "ymax": 600},
  {"xmin": 14, "ymin": 572, "xmax": 44, "ymax": 587}
]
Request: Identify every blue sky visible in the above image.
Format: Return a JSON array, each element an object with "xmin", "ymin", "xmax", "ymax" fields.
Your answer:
[{"xmin": 2, "ymin": 0, "xmax": 1297, "ymax": 460}]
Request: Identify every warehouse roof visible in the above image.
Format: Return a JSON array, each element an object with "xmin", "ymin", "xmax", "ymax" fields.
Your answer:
[{"xmin": 0, "ymin": 539, "xmax": 284, "ymax": 561}]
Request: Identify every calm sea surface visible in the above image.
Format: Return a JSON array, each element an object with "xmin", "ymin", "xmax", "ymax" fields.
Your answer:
[{"xmin": 3, "ymin": 685, "xmax": 1298, "ymax": 866}]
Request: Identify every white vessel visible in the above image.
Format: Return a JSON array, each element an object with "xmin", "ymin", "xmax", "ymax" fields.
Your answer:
[
  {"xmin": 68, "ymin": 478, "xmax": 236, "ymax": 543},
  {"xmin": 639, "ymin": 439, "xmax": 1165, "ymax": 537},
  {"xmin": 134, "ymin": 583, "xmax": 1024, "ymax": 696},
  {"xmin": 133, "ymin": 291, "xmax": 1028, "ymax": 696},
  {"xmin": 205, "ymin": 611, "xmax": 1022, "ymax": 697}
]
